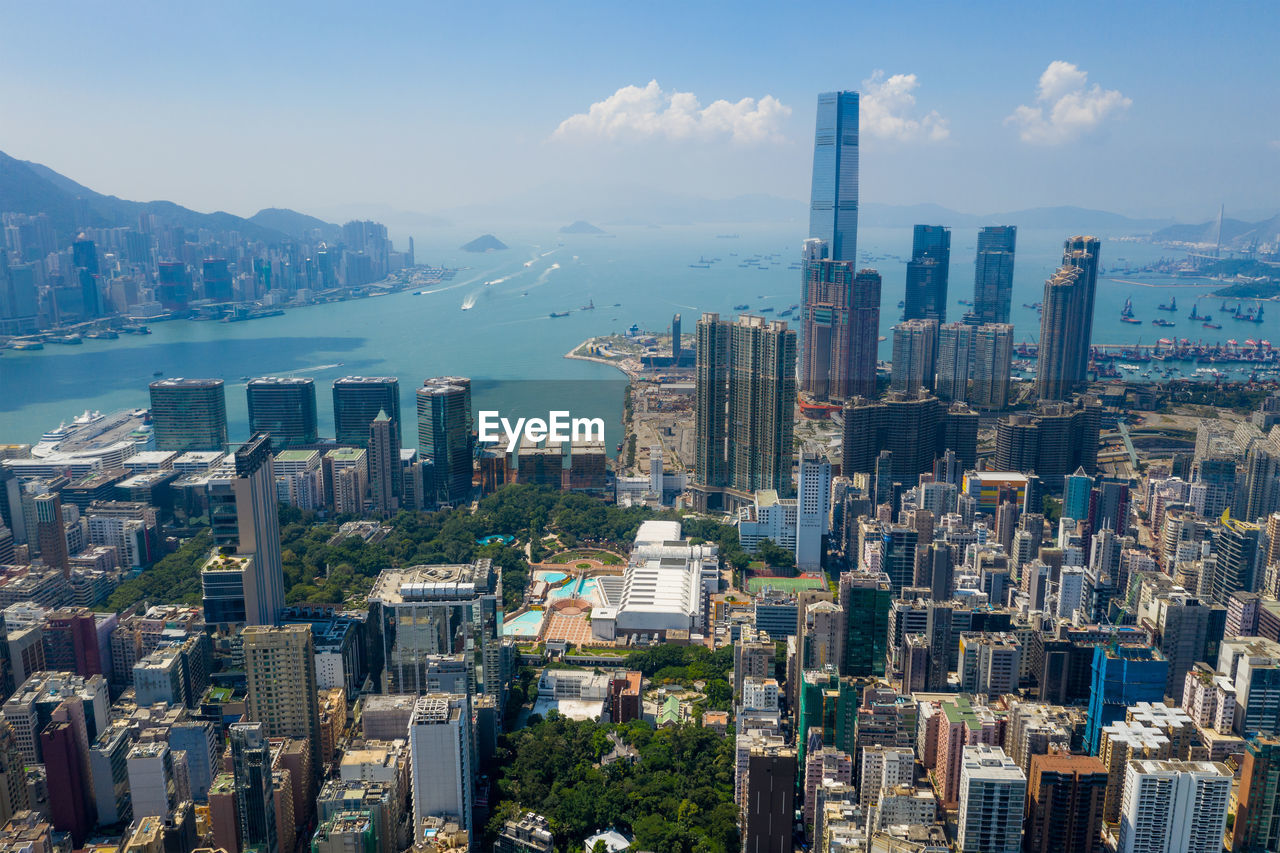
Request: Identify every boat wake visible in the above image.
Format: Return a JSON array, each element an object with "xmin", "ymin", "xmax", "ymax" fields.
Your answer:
[{"xmin": 461, "ymin": 293, "xmax": 478, "ymax": 311}]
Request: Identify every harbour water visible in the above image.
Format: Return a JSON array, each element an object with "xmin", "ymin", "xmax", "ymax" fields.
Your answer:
[{"xmin": 1, "ymin": 222, "xmax": 1274, "ymax": 445}]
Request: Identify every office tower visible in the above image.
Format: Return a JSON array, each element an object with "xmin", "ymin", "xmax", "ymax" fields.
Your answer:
[
  {"xmin": 417, "ymin": 377, "xmax": 472, "ymax": 506},
  {"xmin": 1037, "ymin": 237, "xmax": 1101, "ymax": 400},
  {"xmin": 1064, "ymin": 467, "xmax": 1093, "ymax": 521},
  {"xmin": 970, "ymin": 226, "xmax": 1017, "ymax": 325},
  {"xmin": 1233, "ymin": 735, "xmax": 1280, "ymax": 853},
  {"xmin": 409, "ymin": 694, "xmax": 473, "ymax": 833},
  {"xmin": 202, "ymin": 258, "xmax": 233, "ymax": 302},
  {"xmin": 1117, "ymin": 760, "xmax": 1231, "ymax": 853},
  {"xmin": 230, "ymin": 723, "xmax": 279, "ymax": 853},
  {"xmin": 742, "ymin": 741, "xmax": 796, "ymax": 853},
  {"xmin": 332, "ymin": 376, "xmax": 401, "ymax": 446},
  {"xmin": 368, "ymin": 410, "xmax": 398, "ymax": 517},
  {"xmin": 41, "ymin": 721, "xmax": 92, "ymax": 844},
  {"xmin": 956, "ymin": 745, "xmax": 1025, "ymax": 853},
  {"xmin": 842, "ymin": 392, "xmax": 979, "ymax": 477},
  {"xmin": 0, "ymin": 722, "xmax": 27, "ymax": 825},
  {"xmin": 903, "ymin": 225, "xmax": 951, "ymax": 323},
  {"xmin": 1085, "ymin": 645, "xmax": 1170, "ymax": 754},
  {"xmin": 971, "ymin": 323, "xmax": 1014, "ymax": 410},
  {"xmin": 243, "ymin": 625, "xmax": 321, "ymax": 788},
  {"xmin": 1024, "ymin": 752, "xmax": 1106, "ymax": 853},
  {"xmin": 246, "ymin": 378, "xmax": 318, "ymax": 448},
  {"xmin": 935, "ymin": 322, "xmax": 974, "ymax": 402},
  {"xmin": 808, "ymin": 91, "xmax": 859, "ymax": 262},
  {"xmin": 839, "ymin": 570, "xmax": 890, "ymax": 677},
  {"xmin": 671, "ymin": 312, "xmax": 682, "ymax": 361},
  {"xmin": 1241, "ymin": 435, "xmax": 1280, "ymax": 521},
  {"xmin": 692, "ymin": 313, "xmax": 796, "ymax": 509},
  {"xmin": 33, "ymin": 493, "xmax": 69, "ymax": 577},
  {"xmin": 156, "ymin": 262, "xmax": 192, "ymax": 309},
  {"xmin": 890, "ymin": 319, "xmax": 938, "ymax": 394},
  {"xmin": 150, "ymin": 378, "xmax": 228, "ymax": 452},
  {"xmin": 799, "ymin": 240, "xmax": 881, "ymax": 400},
  {"xmin": 202, "ymin": 433, "xmax": 285, "ymax": 626},
  {"xmin": 796, "ymin": 447, "xmax": 831, "ymax": 571},
  {"xmin": 995, "ymin": 400, "xmax": 1102, "ymax": 489},
  {"xmin": 1212, "ymin": 515, "xmax": 1260, "ymax": 604},
  {"xmin": 369, "ymin": 561, "xmax": 503, "ymax": 697}
]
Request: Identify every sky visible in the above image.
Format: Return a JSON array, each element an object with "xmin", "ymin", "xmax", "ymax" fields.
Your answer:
[{"xmin": 1, "ymin": 0, "xmax": 1277, "ymax": 223}]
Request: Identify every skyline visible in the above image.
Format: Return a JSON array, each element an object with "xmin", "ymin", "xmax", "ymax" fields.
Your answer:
[{"xmin": 0, "ymin": 2, "xmax": 1276, "ymax": 224}]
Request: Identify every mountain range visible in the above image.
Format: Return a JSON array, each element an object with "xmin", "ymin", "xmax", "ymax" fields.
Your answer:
[{"xmin": 1, "ymin": 150, "xmax": 1271, "ymax": 245}]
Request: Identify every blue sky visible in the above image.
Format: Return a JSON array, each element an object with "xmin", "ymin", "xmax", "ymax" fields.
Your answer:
[{"xmin": 1, "ymin": 0, "xmax": 1277, "ymax": 222}]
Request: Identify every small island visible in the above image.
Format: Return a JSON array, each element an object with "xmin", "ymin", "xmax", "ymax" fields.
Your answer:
[
  {"xmin": 460, "ymin": 234, "xmax": 508, "ymax": 252},
  {"xmin": 559, "ymin": 220, "xmax": 607, "ymax": 235}
]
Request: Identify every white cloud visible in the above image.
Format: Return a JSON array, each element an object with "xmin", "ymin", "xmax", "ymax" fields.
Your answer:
[
  {"xmin": 552, "ymin": 80, "xmax": 790, "ymax": 144},
  {"xmin": 1006, "ymin": 60, "xmax": 1131, "ymax": 144},
  {"xmin": 860, "ymin": 71, "xmax": 950, "ymax": 142}
]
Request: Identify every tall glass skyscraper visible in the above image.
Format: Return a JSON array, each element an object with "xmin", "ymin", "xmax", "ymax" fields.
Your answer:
[
  {"xmin": 246, "ymin": 377, "xmax": 318, "ymax": 448},
  {"xmin": 804, "ymin": 91, "xmax": 859, "ymax": 384},
  {"xmin": 149, "ymin": 378, "xmax": 228, "ymax": 452},
  {"xmin": 808, "ymin": 92, "xmax": 860, "ymax": 263},
  {"xmin": 417, "ymin": 377, "xmax": 473, "ymax": 506},
  {"xmin": 332, "ymin": 376, "xmax": 401, "ymax": 446},
  {"xmin": 970, "ymin": 226, "xmax": 1017, "ymax": 325},
  {"xmin": 903, "ymin": 225, "xmax": 951, "ymax": 322}
]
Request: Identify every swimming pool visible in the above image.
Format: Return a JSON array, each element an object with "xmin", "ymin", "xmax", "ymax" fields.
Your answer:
[
  {"xmin": 534, "ymin": 571, "xmax": 568, "ymax": 585},
  {"xmin": 548, "ymin": 577, "xmax": 598, "ymax": 601},
  {"xmin": 503, "ymin": 609, "xmax": 545, "ymax": 637}
]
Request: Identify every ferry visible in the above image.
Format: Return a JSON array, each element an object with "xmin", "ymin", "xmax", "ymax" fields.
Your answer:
[{"xmin": 10, "ymin": 340, "xmax": 43, "ymax": 350}]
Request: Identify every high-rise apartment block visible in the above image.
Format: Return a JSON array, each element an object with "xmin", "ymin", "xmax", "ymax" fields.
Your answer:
[{"xmin": 150, "ymin": 379, "xmax": 228, "ymax": 452}]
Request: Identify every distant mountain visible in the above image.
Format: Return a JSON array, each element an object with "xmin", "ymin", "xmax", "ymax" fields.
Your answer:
[
  {"xmin": 560, "ymin": 220, "xmax": 607, "ymax": 234},
  {"xmin": 461, "ymin": 234, "xmax": 508, "ymax": 252},
  {"xmin": 249, "ymin": 208, "xmax": 342, "ymax": 243},
  {"xmin": 861, "ymin": 202, "xmax": 1175, "ymax": 233},
  {"xmin": 1153, "ymin": 213, "xmax": 1280, "ymax": 248},
  {"xmin": 0, "ymin": 149, "xmax": 287, "ymax": 243}
]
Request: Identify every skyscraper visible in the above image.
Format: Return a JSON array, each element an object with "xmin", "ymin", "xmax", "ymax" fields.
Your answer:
[
  {"xmin": 742, "ymin": 741, "xmax": 796, "ymax": 853},
  {"xmin": 246, "ymin": 378, "xmax": 318, "ymax": 448},
  {"xmin": 1212, "ymin": 515, "xmax": 1260, "ymax": 605},
  {"xmin": 903, "ymin": 225, "xmax": 951, "ymax": 322},
  {"xmin": 150, "ymin": 378, "xmax": 228, "ymax": 452},
  {"xmin": 693, "ymin": 313, "xmax": 796, "ymax": 510},
  {"xmin": 242, "ymin": 625, "xmax": 322, "ymax": 791},
  {"xmin": 799, "ymin": 240, "xmax": 881, "ymax": 400},
  {"xmin": 332, "ymin": 376, "xmax": 401, "ymax": 446},
  {"xmin": 935, "ymin": 322, "xmax": 974, "ymax": 402},
  {"xmin": 956, "ymin": 745, "xmax": 1025, "ymax": 853},
  {"xmin": 201, "ymin": 433, "xmax": 285, "ymax": 626},
  {"xmin": 202, "ymin": 258, "xmax": 233, "ymax": 303},
  {"xmin": 1232, "ymin": 735, "xmax": 1280, "ymax": 853},
  {"xmin": 842, "ymin": 392, "xmax": 979, "ymax": 478},
  {"xmin": 367, "ymin": 410, "xmax": 398, "ymax": 517},
  {"xmin": 230, "ymin": 722, "xmax": 279, "ymax": 853},
  {"xmin": 34, "ymin": 493, "xmax": 69, "ymax": 577},
  {"xmin": 1116, "ymin": 760, "xmax": 1231, "ymax": 853},
  {"xmin": 970, "ymin": 323, "xmax": 1014, "ymax": 409},
  {"xmin": 970, "ymin": 226, "xmax": 1017, "ymax": 325},
  {"xmin": 795, "ymin": 446, "xmax": 831, "ymax": 571},
  {"xmin": 1024, "ymin": 752, "xmax": 1107, "ymax": 853},
  {"xmin": 417, "ymin": 377, "xmax": 473, "ymax": 507},
  {"xmin": 1037, "ymin": 236, "xmax": 1101, "ymax": 400},
  {"xmin": 808, "ymin": 91, "xmax": 859, "ymax": 263},
  {"xmin": 890, "ymin": 319, "xmax": 938, "ymax": 394},
  {"xmin": 839, "ymin": 570, "xmax": 890, "ymax": 677},
  {"xmin": 409, "ymin": 694, "xmax": 473, "ymax": 833}
]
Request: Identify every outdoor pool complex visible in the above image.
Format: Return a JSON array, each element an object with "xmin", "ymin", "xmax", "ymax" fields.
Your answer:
[
  {"xmin": 502, "ymin": 609, "xmax": 545, "ymax": 638},
  {"xmin": 549, "ymin": 577, "xmax": 598, "ymax": 601},
  {"xmin": 534, "ymin": 570, "xmax": 568, "ymax": 584}
]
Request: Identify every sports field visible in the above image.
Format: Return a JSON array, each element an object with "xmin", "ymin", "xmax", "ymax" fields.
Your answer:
[{"xmin": 746, "ymin": 574, "xmax": 827, "ymax": 594}]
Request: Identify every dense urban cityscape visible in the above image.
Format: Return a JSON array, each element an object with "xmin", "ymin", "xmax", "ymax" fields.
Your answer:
[{"xmin": 3, "ymin": 9, "xmax": 1280, "ymax": 853}]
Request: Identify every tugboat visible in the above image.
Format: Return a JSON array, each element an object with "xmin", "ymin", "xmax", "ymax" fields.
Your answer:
[{"xmin": 1157, "ymin": 296, "xmax": 1177, "ymax": 312}]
